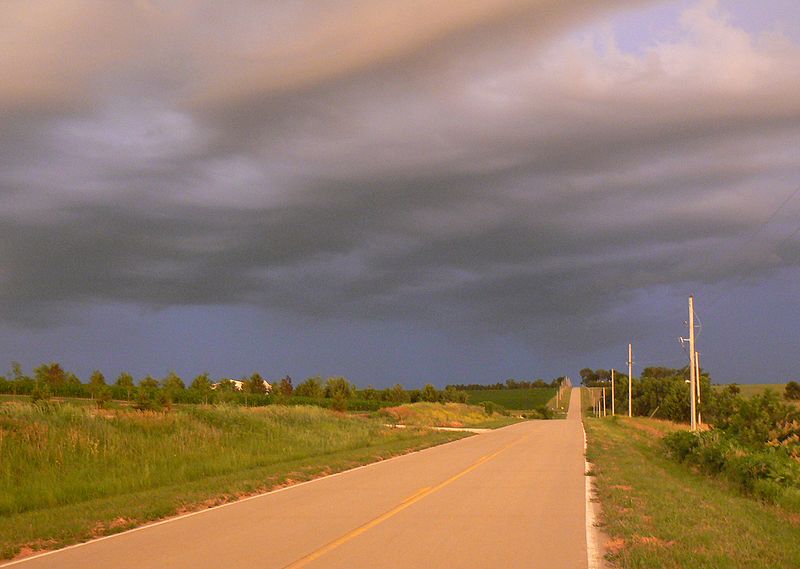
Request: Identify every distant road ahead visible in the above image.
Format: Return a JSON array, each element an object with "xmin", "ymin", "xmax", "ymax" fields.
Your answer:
[{"xmin": 7, "ymin": 389, "xmax": 588, "ymax": 569}]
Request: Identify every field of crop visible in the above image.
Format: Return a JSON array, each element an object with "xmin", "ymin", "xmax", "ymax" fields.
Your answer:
[
  {"xmin": 463, "ymin": 388, "xmax": 556, "ymax": 410},
  {"xmin": 584, "ymin": 399, "xmax": 800, "ymax": 568},
  {"xmin": 0, "ymin": 401, "xmax": 468, "ymax": 559}
]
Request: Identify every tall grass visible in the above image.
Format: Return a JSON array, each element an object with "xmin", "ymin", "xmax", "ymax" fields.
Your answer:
[
  {"xmin": 379, "ymin": 402, "xmax": 513, "ymax": 427},
  {"xmin": 0, "ymin": 402, "xmax": 426, "ymax": 517}
]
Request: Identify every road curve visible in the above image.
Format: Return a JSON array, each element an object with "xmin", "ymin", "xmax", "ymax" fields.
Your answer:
[{"xmin": 6, "ymin": 389, "xmax": 587, "ymax": 569}]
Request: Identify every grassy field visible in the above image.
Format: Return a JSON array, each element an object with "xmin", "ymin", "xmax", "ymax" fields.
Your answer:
[
  {"xmin": 379, "ymin": 402, "xmax": 521, "ymax": 428},
  {"xmin": 0, "ymin": 401, "xmax": 468, "ymax": 559},
  {"xmin": 584, "ymin": 407, "xmax": 800, "ymax": 568},
  {"xmin": 463, "ymin": 388, "xmax": 556, "ymax": 410}
]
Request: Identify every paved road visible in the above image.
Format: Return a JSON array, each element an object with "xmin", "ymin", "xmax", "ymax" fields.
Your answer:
[{"xmin": 7, "ymin": 389, "xmax": 588, "ymax": 569}]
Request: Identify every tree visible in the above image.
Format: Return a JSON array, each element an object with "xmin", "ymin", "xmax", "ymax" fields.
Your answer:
[
  {"xmin": 190, "ymin": 373, "xmax": 213, "ymax": 404},
  {"xmin": 115, "ymin": 372, "xmax": 135, "ymax": 401},
  {"xmin": 136, "ymin": 375, "xmax": 164, "ymax": 411},
  {"xmin": 295, "ymin": 376, "xmax": 324, "ymax": 398},
  {"xmin": 247, "ymin": 372, "xmax": 268, "ymax": 395},
  {"xmin": 162, "ymin": 371, "xmax": 185, "ymax": 391},
  {"xmin": 276, "ymin": 375, "xmax": 293, "ymax": 396},
  {"xmin": 89, "ymin": 370, "xmax": 106, "ymax": 399},
  {"xmin": 785, "ymin": 381, "xmax": 800, "ymax": 400},
  {"xmin": 94, "ymin": 385, "xmax": 112, "ymax": 409},
  {"xmin": 35, "ymin": 362, "xmax": 67, "ymax": 393},
  {"xmin": 140, "ymin": 375, "xmax": 159, "ymax": 390},
  {"xmin": 421, "ymin": 384, "xmax": 439, "ymax": 402},
  {"xmin": 9, "ymin": 361, "xmax": 30, "ymax": 396},
  {"xmin": 579, "ymin": 368, "xmax": 597, "ymax": 386},
  {"xmin": 362, "ymin": 385, "xmax": 379, "ymax": 400},
  {"xmin": 324, "ymin": 377, "xmax": 355, "ymax": 399},
  {"xmin": 385, "ymin": 383, "xmax": 409, "ymax": 403}
]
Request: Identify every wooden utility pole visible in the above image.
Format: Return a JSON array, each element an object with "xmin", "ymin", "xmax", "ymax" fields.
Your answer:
[
  {"xmin": 611, "ymin": 368, "xmax": 615, "ymax": 416},
  {"xmin": 689, "ymin": 295, "xmax": 697, "ymax": 431},
  {"xmin": 628, "ymin": 343, "xmax": 633, "ymax": 417},
  {"xmin": 695, "ymin": 351, "xmax": 702, "ymax": 427},
  {"xmin": 602, "ymin": 387, "xmax": 606, "ymax": 417}
]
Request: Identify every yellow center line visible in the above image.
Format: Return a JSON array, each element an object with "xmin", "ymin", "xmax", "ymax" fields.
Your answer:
[{"xmin": 283, "ymin": 434, "xmax": 530, "ymax": 569}]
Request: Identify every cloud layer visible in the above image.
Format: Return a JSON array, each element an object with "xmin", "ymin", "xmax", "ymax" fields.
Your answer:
[{"xmin": 1, "ymin": 0, "xmax": 800, "ymax": 364}]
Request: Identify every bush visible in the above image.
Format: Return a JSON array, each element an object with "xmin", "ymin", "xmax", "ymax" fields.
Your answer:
[
  {"xmin": 664, "ymin": 430, "xmax": 701, "ymax": 462},
  {"xmin": 663, "ymin": 429, "xmax": 800, "ymax": 502},
  {"xmin": 479, "ymin": 401, "xmax": 509, "ymax": 416},
  {"xmin": 785, "ymin": 381, "xmax": 800, "ymax": 400}
]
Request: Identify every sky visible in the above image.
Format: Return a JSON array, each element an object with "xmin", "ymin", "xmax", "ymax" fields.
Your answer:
[{"xmin": 1, "ymin": 0, "xmax": 799, "ymax": 387}]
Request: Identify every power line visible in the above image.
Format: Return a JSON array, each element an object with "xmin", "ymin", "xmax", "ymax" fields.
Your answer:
[{"xmin": 703, "ymin": 183, "xmax": 800, "ymax": 312}]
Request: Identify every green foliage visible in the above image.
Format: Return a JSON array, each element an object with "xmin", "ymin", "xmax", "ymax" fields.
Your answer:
[
  {"xmin": 522, "ymin": 406, "xmax": 554, "ymax": 420},
  {"xmin": 30, "ymin": 383, "xmax": 51, "ymax": 404},
  {"xmin": 385, "ymin": 383, "xmax": 409, "ymax": 403},
  {"xmin": 276, "ymin": 375, "xmax": 293, "ymax": 396},
  {"xmin": 714, "ymin": 390, "xmax": 796, "ymax": 446},
  {"xmin": 664, "ymin": 429, "xmax": 800, "ymax": 502},
  {"xmin": 294, "ymin": 376, "xmax": 324, "ymax": 398},
  {"xmin": 246, "ymin": 372, "xmax": 268, "ymax": 395},
  {"xmin": 785, "ymin": 381, "xmax": 800, "ymax": 400},
  {"xmin": 114, "ymin": 372, "xmax": 135, "ymax": 401},
  {"xmin": 420, "ymin": 383, "xmax": 439, "ymax": 402},
  {"xmin": 94, "ymin": 385, "xmax": 112, "ymax": 409},
  {"xmin": 324, "ymin": 377, "xmax": 355, "ymax": 399}
]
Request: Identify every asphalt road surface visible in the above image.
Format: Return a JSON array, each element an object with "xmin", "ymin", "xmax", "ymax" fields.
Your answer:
[{"xmin": 7, "ymin": 388, "xmax": 588, "ymax": 569}]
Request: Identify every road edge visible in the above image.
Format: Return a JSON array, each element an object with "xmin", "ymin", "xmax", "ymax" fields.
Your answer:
[{"xmin": 581, "ymin": 391, "xmax": 609, "ymax": 569}]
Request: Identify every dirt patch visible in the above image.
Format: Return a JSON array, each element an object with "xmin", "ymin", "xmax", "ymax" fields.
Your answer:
[
  {"xmin": 781, "ymin": 512, "xmax": 800, "ymax": 526},
  {"xmin": 636, "ymin": 535, "xmax": 675, "ymax": 547},
  {"xmin": 11, "ymin": 540, "xmax": 58, "ymax": 562},
  {"xmin": 605, "ymin": 537, "xmax": 626, "ymax": 555},
  {"xmin": 609, "ymin": 485, "xmax": 633, "ymax": 491}
]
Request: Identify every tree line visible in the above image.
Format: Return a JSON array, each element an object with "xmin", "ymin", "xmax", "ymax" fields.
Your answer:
[
  {"xmin": 581, "ymin": 365, "xmax": 800, "ymax": 424},
  {"xmin": 446, "ymin": 377, "xmax": 565, "ymax": 390},
  {"xmin": 0, "ymin": 362, "xmax": 469, "ymax": 411}
]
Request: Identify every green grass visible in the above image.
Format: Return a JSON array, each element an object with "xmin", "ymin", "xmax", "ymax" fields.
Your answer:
[
  {"xmin": 379, "ymin": 402, "xmax": 520, "ymax": 428},
  {"xmin": 0, "ymin": 401, "xmax": 468, "ymax": 559},
  {"xmin": 463, "ymin": 388, "xmax": 556, "ymax": 410},
  {"xmin": 585, "ymin": 411, "xmax": 800, "ymax": 568}
]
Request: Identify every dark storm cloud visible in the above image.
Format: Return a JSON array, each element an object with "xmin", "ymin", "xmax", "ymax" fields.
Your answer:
[{"xmin": 1, "ymin": 0, "xmax": 800, "ymax": 357}]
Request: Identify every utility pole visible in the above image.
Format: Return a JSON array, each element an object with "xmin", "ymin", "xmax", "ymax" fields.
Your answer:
[
  {"xmin": 628, "ymin": 343, "xmax": 633, "ymax": 417},
  {"xmin": 611, "ymin": 368, "xmax": 615, "ymax": 416},
  {"xmin": 695, "ymin": 351, "xmax": 702, "ymax": 427},
  {"xmin": 689, "ymin": 295, "xmax": 697, "ymax": 432},
  {"xmin": 602, "ymin": 387, "xmax": 606, "ymax": 417}
]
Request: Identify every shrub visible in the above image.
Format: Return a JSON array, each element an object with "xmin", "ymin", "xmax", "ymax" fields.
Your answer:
[
  {"xmin": 785, "ymin": 381, "xmax": 800, "ymax": 400},
  {"xmin": 664, "ymin": 430, "xmax": 701, "ymax": 462}
]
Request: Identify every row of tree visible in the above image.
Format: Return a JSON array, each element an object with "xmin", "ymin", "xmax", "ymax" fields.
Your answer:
[
  {"xmin": 0, "ymin": 362, "xmax": 470, "ymax": 410},
  {"xmin": 446, "ymin": 378, "xmax": 565, "ymax": 390}
]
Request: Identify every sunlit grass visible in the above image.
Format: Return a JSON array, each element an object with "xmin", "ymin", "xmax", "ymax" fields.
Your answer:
[
  {"xmin": 0, "ymin": 401, "xmax": 467, "ymax": 559},
  {"xmin": 585, "ymin": 413, "xmax": 800, "ymax": 568}
]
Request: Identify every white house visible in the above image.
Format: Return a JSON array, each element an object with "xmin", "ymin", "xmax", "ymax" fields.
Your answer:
[{"xmin": 211, "ymin": 379, "xmax": 272, "ymax": 392}]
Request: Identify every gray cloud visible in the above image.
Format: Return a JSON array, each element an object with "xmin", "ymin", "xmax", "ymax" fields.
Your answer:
[{"xmin": 1, "ymin": 0, "xmax": 800, "ymax": 363}]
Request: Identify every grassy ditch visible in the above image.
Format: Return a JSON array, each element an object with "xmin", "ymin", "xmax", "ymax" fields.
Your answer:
[
  {"xmin": 379, "ymin": 402, "xmax": 521, "ymax": 429},
  {"xmin": 585, "ymin": 414, "xmax": 800, "ymax": 568},
  {"xmin": 0, "ymin": 402, "xmax": 468, "ymax": 559}
]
